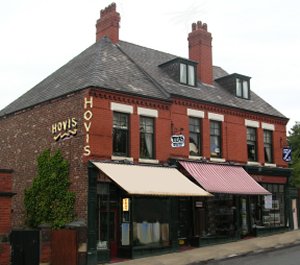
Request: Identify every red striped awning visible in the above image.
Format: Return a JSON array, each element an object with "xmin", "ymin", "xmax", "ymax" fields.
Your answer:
[{"xmin": 180, "ymin": 161, "xmax": 270, "ymax": 195}]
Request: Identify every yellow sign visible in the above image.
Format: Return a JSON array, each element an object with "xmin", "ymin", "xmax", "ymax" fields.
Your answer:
[
  {"xmin": 83, "ymin": 97, "xmax": 93, "ymax": 156},
  {"xmin": 122, "ymin": 198, "xmax": 130, "ymax": 211},
  {"xmin": 52, "ymin": 118, "xmax": 78, "ymax": 141}
]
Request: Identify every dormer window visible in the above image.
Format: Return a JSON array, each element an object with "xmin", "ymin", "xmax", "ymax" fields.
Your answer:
[
  {"xmin": 215, "ymin": 73, "xmax": 251, "ymax": 100},
  {"xmin": 180, "ymin": 63, "xmax": 195, "ymax": 86},
  {"xmin": 159, "ymin": 58, "xmax": 197, "ymax": 87},
  {"xmin": 236, "ymin": 78, "xmax": 249, "ymax": 99}
]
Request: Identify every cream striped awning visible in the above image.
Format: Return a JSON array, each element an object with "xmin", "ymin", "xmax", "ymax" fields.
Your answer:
[{"xmin": 92, "ymin": 162, "xmax": 212, "ymax": 197}]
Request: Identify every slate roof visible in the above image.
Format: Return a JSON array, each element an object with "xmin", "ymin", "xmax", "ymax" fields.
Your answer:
[{"xmin": 0, "ymin": 37, "xmax": 287, "ymax": 120}]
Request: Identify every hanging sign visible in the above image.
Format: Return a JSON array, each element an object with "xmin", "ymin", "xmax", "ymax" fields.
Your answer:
[
  {"xmin": 282, "ymin": 147, "xmax": 292, "ymax": 162},
  {"xmin": 171, "ymin": 134, "xmax": 185, "ymax": 148}
]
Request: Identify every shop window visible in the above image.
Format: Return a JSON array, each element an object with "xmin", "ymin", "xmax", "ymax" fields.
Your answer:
[
  {"xmin": 264, "ymin": 130, "xmax": 273, "ymax": 163},
  {"xmin": 189, "ymin": 117, "xmax": 201, "ymax": 156},
  {"xmin": 210, "ymin": 121, "xmax": 222, "ymax": 158},
  {"xmin": 205, "ymin": 194, "xmax": 236, "ymax": 238},
  {"xmin": 140, "ymin": 116, "xmax": 155, "ymax": 159},
  {"xmin": 113, "ymin": 112, "xmax": 129, "ymax": 156},
  {"xmin": 132, "ymin": 197, "xmax": 170, "ymax": 247},
  {"xmin": 262, "ymin": 184, "xmax": 285, "ymax": 227},
  {"xmin": 251, "ymin": 184, "xmax": 285, "ymax": 228},
  {"xmin": 247, "ymin": 127, "xmax": 257, "ymax": 161}
]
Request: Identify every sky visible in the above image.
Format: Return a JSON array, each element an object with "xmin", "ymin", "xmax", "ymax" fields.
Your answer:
[{"xmin": 0, "ymin": 0, "xmax": 299, "ymax": 133}]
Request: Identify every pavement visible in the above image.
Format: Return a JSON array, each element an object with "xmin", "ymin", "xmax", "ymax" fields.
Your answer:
[{"xmin": 110, "ymin": 230, "xmax": 300, "ymax": 265}]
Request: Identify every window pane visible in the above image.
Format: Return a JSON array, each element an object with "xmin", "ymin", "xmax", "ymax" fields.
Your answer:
[
  {"xmin": 247, "ymin": 127, "xmax": 257, "ymax": 161},
  {"xmin": 236, "ymin": 78, "xmax": 242, "ymax": 97},
  {"xmin": 189, "ymin": 117, "xmax": 201, "ymax": 156},
  {"xmin": 180, "ymin": 63, "xmax": 187, "ymax": 83},
  {"xmin": 210, "ymin": 121, "xmax": 221, "ymax": 157},
  {"xmin": 188, "ymin": 65, "xmax": 195, "ymax": 86},
  {"xmin": 113, "ymin": 112, "xmax": 129, "ymax": 156},
  {"xmin": 140, "ymin": 117, "xmax": 154, "ymax": 159},
  {"xmin": 243, "ymin": 80, "xmax": 249, "ymax": 99},
  {"xmin": 264, "ymin": 130, "xmax": 273, "ymax": 163}
]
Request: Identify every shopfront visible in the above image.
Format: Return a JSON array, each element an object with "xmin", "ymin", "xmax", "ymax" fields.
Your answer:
[
  {"xmin": 245, "ymin": 166, "xmax": 292, "ymax": 235},
  {"xmin": 179, "ymin": 161, "xmax": 271, "ymax": 245},
  {"xmin": 87, "ymin": 162, "xmax": 211, "ymax": 264}
]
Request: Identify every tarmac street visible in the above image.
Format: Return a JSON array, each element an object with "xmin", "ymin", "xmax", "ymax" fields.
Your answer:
[{"xmin": 108, "ymin": 230, "xmax": 300, "ymax": 265}]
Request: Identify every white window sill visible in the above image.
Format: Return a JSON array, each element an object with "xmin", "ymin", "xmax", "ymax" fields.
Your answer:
[
  {"xmin": 210, "ymin": 157, "xmax": 226, "ymax": 163},
  {"xmin": 189, "ymin": 155, "xmax": 203, "ymax": 160},
  {"xmin": 111, "ymin": 156, "xmax": 133, "ymax": 162},
  {"xmin": 247, "ymin": 161, "xmax": 261, "ymax": 166},
  {"xmin": 138, "ymin": 158, "xmax": 159, "ymax": 164},
  {"xmin": 264, "ymin": 163, "xmax": 277, "ymax": 167}
]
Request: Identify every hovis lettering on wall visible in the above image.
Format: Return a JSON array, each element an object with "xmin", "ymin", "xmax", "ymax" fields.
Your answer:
[
  {"xmin": 83, "ymin": 96, "xmax": 93, "ymax": 156},
  {"xmin": 51, "ymin": 118, "xmax": 78, "ymax": 141}
]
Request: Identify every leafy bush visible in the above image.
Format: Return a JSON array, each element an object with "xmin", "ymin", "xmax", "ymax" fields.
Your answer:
[{"xmin": 24, "ymin": 149, "xmax": 75, "ymax": 228}]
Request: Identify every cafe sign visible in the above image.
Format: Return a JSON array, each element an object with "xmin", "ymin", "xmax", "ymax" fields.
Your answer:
[{"xmin": 171, "ymin": 134, "xmax": 185, "ymax": 148}]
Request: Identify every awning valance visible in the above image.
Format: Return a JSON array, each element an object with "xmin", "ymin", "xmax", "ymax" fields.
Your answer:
[
  {"xmin": 92, "ymin": 162, "xmax": 212, "ymax": 197},
  {"xmin": 179, "ymin": 161, "xmax": 270, "ymax": 195}
]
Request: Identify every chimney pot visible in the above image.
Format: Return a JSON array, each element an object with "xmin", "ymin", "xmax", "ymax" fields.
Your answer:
[
  {"xmin": 96, "ymin": 2, "xmax": 120, "ymax": 43},
  {"xmin": 188, "ymin": 20, "xmax": 213, "ymax": 85}
]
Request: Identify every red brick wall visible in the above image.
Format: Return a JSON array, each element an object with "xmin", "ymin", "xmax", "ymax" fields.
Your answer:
[
  {"xmin": 0, "ymin": 170, "xmax": 13, "ymax": 265},
  {"xmin": 0, "ymin": 91, "xmax": 87, "ymax": 227},
  {"xmin": 0, "ymin": 87, "xmax": 289, "ymax": 231}
]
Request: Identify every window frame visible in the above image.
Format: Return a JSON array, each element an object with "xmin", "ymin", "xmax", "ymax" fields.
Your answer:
[
  {"xmin": 112, "ymin": 112, "xmax": 130, "ymax": 157},
  {"xmin": 189, "ymin": 117, "xmax": 202, "ymax": 156},
  {"xmin": 263, "ymin": 129, "xmax": 273, "ymax": 163},
  {"xmin": 247, "ymin": 127, "xmax": 258, "ymax": 162},
  {"xmin": 180, "ymin": 62, "xmax": 196, "ymax": 86},
  {"xmin": 139, "ymin": 116, "xmax": 155, "ymax": 159},
  {"xmin": 210, "ymin": 120, "xmax": 222, "ymax": 158},
  {"xmin": 236, "ymin": 78, "xmax": 250, "ymax": 99}
]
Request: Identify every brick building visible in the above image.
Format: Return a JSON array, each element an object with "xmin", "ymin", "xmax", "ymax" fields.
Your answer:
[
  {"xmin": 0, "ymin": 3, "xmax": 294, "ymax": 264},
  {"xmin": 0, "ymin": 169, "xmax": 14, "ymax": 265}
]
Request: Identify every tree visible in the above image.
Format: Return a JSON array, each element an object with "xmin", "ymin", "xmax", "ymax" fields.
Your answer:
[
  {"xmin": 24, "ymin": 149, "xmax": 75, "ymax": 228},
  {"xmin": 288, "ymin": 122, "xmax": 300, "ymax": 187}
]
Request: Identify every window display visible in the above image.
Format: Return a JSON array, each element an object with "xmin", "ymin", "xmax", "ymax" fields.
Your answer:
[
  {"xmin": 205, "ymin": 194, "xmax": 236, "ymax": 238},
  {"xmin": 132, "ymin": 198, "xmax": 170, "ymax": 247}
]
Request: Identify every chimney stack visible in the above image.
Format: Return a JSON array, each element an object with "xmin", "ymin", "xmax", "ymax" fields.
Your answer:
[
  {"xmin": 96, "ymin": 3, "xmax": 120, "ymax": 43},
  {"xmin": 188, "ymin": 21, "xmax": 213, "ymax": 85}
]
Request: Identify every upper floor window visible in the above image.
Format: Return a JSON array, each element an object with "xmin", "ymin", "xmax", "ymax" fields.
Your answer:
[
  {"xmin": 210, "ymin": 121, "xmax": 222, "ymax": 158},
  {"xmin": 140, "ymin": 116, "xmax": 155, "ymax": 159},
  {"xmin": 236, "ymin": 78, "xmax": 250, "ymax": 99},
  {"xmin": 247, "ymin": 127, "xmax": 257, "ymax": 161},
  {"xmin": 113, "ymin": 112, "xmax": 129, "ymax": 156},
  {"xmin": 189, "ymin": 117, "xmax": 201, "ymax": 156},
  {"xmin": 264, "ymin": 130, "xmax": 273, "ymax": 163},
  {"xmin": 180, "ymin": 63, "xmax": 196, "ymax": 86}
]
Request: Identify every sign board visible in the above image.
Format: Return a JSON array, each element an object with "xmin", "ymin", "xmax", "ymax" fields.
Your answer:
[
  {"xmin": 282, "ymin": 147, "xmax": 292, "ymax": 162},
  {"xmin": 264, "ymin": 195, "xmax": 273, "ymax": 209},
  {"xmin": 171, "ymin": 134, "xmax": 185, "ymax": 148}
]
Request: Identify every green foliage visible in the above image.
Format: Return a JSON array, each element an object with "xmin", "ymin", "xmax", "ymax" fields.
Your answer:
[
  {"xmin": 24, "ymin": 149, "xmax": 75, "ymax": 228},
  {"xmin": 288, "ymin": 122, "xmax": 300, "ymax": 187}
]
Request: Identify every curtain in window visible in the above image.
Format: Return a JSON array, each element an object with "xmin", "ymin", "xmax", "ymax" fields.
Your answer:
[{"xmin": 145, "ymin": 133, "xmax": 153, "ymax": 158}]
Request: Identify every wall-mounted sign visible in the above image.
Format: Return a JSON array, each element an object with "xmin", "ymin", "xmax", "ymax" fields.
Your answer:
[
  {"xmin": 51, "ymin": 118, "xmax": 78, "ymax": 141},
  {"xmin": 83, "ymin": 96, "xmax": 93, "ymax": 156},
  {"xmin": 282, "ymin": 147, "xmax": 292, "ymax": 162},
  {"xmin": 122, "ymin": 198, "xmax": 130, "ymax": 211},
  {"xmin": 171, "ymin": 134, "xmax": 185, "ymax": 148}
]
